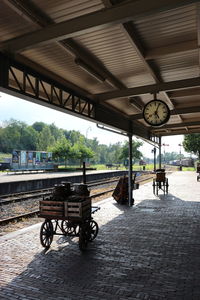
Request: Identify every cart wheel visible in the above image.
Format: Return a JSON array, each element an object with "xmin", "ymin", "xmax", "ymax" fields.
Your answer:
[
  {"xmin": 40, "ymin": 220, "xmax": 53, "ymax": 248},
  {"xmin": 79, "ymin": 226, "xmax": 88, "ymax": 251},
  {"xmin": 88, "ymin": 220, "xmax": 99, "ymax": 242},
  {"xmin": 61, "ymin": 220, "xmax": 79, "ymax": 236}
]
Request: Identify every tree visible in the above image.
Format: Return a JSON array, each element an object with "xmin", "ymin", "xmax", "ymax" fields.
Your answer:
[
  {"xmin": 37, "ymin": 126, "xmax": 55, "ymax": 150},
  {"xmin": 20, "ymin": 126, "xmax": 38, "ymax": 150},
  {"xmin": 48, "ymin": 137, "xmax": 72, "ymax": 166},
  {"xmin": 119, "ymin": 140, "xmax": 143, "ymax": 164},
  {"xmin": 32, "ymin": 122, "xmax": 46, "ymax": 132},
  {"xmin": 63, "ymin": 130, "xmax": 84, "ymax": 145},
  {"xmin": 49, "ymin": 123, "xmax": 64, "ymax": 141},
  {"xmin": 72, "ymin": 143, "xmax": 94, "ymax": 167},
  {"xmin": 183, "ymin": 134, "xmax": 200, "ymax": 160},
  {"xmin": 0, "ymin": 119, "xmax": 27, "ymax": 152}
]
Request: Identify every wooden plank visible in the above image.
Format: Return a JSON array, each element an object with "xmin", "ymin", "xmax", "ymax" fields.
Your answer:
[
  {"xmin": 67, "ymin": 207, "xmax": 80, "ymax": 212},
  {"xmin": 40, "ymin": 206, "xmax": 63, "ymax": 211},
  {"xmin": 40, "ymin": 200, "xmax": 64, "ymax": 206},
  {"xmin": 40, "ymin": 211, "xmax": 63, "ymax": 217}
]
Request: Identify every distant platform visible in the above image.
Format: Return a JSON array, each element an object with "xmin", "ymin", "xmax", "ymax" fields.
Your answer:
[
  {"xmin": 0, "ymin": 169, "xmax": 125, "ymax": 183},
  {"xmin": 0, "ymin": 169, "xmax": 127, "ymax": 195}
]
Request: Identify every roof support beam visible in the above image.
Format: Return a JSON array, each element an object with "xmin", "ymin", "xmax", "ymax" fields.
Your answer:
[
  {"xmin": 4, "ymin": 0, "xmax": 125, "ymax": 90},
  {"xmin": 122, "ymin": 22, "xmax": 176, "ymax": 111},
  {"xmin": 169, "ymin": 88, "xmax": 200, "ymax": 98},
  {"xmin": 99, "ymin": 0, "xmax": 197, "ymax": 120},
  {"xmin": 160, "ymin": 120, "xmax": 200, "ymax": 129},
  {"xmin": 95, "ymin": 77, "xmax": 200, "ymax": 101},
  {"xmin": 123, "ymin": 22, "xmax": 162, "ymax": 84},
  {"xmin": 0, "ymin": 0, "xmax": 198, "ymax": 53},
  {"xmin": 130, "ymin": 105, "xmax": 200, "ymax": 120},
  {"xmin": 145, "ymin": 40, "xmax": 198, "ymax": 60}
]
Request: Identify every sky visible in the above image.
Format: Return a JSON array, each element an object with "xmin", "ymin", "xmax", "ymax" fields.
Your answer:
[{"xmin": 0, "ymin": 91, "xmax": 188, "ymax": 158}]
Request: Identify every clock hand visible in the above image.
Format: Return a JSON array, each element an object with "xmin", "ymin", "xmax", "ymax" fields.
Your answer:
[{"xmin": 155, "ymin": 103, "xmax": 161, "ymax": 114}]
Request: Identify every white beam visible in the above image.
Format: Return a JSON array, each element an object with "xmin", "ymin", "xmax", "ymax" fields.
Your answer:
[{"xmin": 0, "ymin": 0, "xmax": 198, "ymax": 53}]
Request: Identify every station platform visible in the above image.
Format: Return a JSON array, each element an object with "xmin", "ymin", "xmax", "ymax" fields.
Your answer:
[
  {"xmin": 0, "ymin": 169, "xmax": 127, "ymax": 195},
  {"xmin": 0, "ymin": 171, "xmax": 200, "ymax": 300},
  {"xmin": 0, "ymin": 169, "xmax": 124, "ymax": 183}
]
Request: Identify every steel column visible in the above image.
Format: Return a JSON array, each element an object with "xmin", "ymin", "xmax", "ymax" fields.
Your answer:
[
  {"xmin": 0, "ymin": 54, "xmax": 9, "ymax": 87},
  {"xmin": 82, "ymin": 161, "xmax": 86, "ymax": 184},
  {"xmin": 128, "ymin": 134, "xmax": 133, "ymax": 206},
  {"xmin": 159, "ymin": 137, "xmax": 162, "ymax": 169},
  {"xmin": 153, "ymin": 147, "xmax": 157, "ymax": 172}
]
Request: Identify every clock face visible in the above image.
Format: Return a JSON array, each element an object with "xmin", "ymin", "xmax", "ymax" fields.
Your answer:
[{"xmin": 143, "ymin": 99, "xmax": 170, "ymax": 126}]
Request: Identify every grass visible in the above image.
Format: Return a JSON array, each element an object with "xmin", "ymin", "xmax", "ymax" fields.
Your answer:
[{"xmin": 182, "ymin": 166, "xmax": 195, "ymax": 171}]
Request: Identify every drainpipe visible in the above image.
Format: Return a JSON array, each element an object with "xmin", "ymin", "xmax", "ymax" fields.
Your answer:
[{"xmin": 128, "ymin": 134, "xmax": 133, "ymax": 206}]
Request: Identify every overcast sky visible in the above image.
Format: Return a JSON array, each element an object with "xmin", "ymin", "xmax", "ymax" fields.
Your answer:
[{"xmin": 0, "ymin": 91, "xmax": 188, "ymax": 158}]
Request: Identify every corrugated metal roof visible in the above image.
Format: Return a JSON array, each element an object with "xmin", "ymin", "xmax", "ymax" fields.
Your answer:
[
  {"xmin": 32, "ymin": 0, "xmax": 104, "ymax": 22},
  {"xmin": 0, "ymin": 0, "xmax": 200, "ymax": 139},
  {"xmin": 156, "ymin": 50, "xmax": 199, "ymax": 82},
  {"xmin": 0, "ymin": 2, "xmax": 38, "ymax": 41},
  {"xmin": 134, "ymin": 4, "xmax": 197, "ymax": 48},
  {"xmin": 75, "ymin": 25, "xmax": 155, "ymax": 87},
  {"xmin": 23, "ymin": 43, "xmax": 113, "ymax": 94}
]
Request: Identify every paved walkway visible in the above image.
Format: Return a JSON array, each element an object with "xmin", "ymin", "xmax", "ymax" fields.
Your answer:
[{"xmin": 0, "ymin": 171, "xmax": 200, "ymax": 300}]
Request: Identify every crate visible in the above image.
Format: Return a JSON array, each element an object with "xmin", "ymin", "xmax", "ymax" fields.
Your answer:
[
  {"xmin": 39, "ymin": 197, "xmax": 91, "ymax": 220},
  {"xmin": 156, "ymin": 172, "xmax": 165, "ymax": 182},
  {"xmin": 64, "ymin": 198, "xmax": 91, "ymax": 218}
]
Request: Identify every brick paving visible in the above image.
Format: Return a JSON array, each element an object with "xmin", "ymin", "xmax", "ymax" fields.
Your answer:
[{"xmin": 0, "ymin": 171, "xmax": 200, "ymax": 300}]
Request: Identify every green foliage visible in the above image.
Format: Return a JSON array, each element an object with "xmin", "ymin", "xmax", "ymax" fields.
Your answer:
[
  {"xmin": 119, "ymin": 140, "xmax": 143, "ymax": 163},
  {"xmin": 0, "ymin": 119, "xmax": 144, "ymax": 166},
  {"xmin": 32, "ymin": 122, "xmax": 46, "ymax": 132},
  {"xmin": 48, "ymin": 137, "xmax": 72, "ymax": 166},
  {"xmin": 0, "ymin": 119, "xmax": 35, "ymax": 152},
  {"xmin": 157, "ymin": 151, "xmax": 184, "ymax": 163},
  {"xmin": 36, "ymin": 126, "xmax": 55, "ymax": 150},
  {"xmin": 72, "ymin": 142, "xmax": 94, "ymax": 166},
  {"xmin": 183, "ymin": 134, "xmax": 200, "ymax": 160}
]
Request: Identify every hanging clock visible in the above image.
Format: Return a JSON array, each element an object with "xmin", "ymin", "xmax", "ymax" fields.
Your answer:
[{"xmin": 143, "ymin": 99, "xmax": 170, "ymax": 126}]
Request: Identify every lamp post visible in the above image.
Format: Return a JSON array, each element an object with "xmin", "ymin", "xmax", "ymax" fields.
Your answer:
[
  {"xmin": 85, "ymin": 126, "xmax": 92, "ymax": 161},
  {"xmin": 162, "ymin": 143, "xmax": 169, "ymax": 167},
  {"xmin": 178, "ymin": 143, "xmax": 182, "ymax": 171},
  {"xmin": 152, "ymin": 147, "xmax": 157, "ymax": 172},
  {"xmin": 86, "ymin": 126, "xmax": 92, "ymax": 140}
]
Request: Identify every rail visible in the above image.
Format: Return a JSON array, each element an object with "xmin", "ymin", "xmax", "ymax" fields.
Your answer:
[{"xmin": 0, "ymin": 174, "xmax": 154, "ymax": 226}]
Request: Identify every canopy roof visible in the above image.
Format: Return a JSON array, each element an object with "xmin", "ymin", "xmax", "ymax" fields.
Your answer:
[{"xmin": 0, "ymin": 0, "xmax": 200, "ymax": 143}]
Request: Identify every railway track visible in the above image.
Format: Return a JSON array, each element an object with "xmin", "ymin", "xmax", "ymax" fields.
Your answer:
[
  {"xmin": 0, "ymin": 176, "xmax": 121, "ymax": 205},
  {"xmin": 0, "ymin": 174, "xmax": 154, "ymax": 226}
]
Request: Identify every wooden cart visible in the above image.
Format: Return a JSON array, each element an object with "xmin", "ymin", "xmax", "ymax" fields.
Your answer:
[
  {"xmin": 39, "ymin": 196, "xmax": 100, "ymax": 250},
  {"xmin": 153, "ymin": 169, "xmax": 169, "ymax": 195},
  {"xmin": 112, "ymin": 174, "xmax": 139, "ymax": 205}
]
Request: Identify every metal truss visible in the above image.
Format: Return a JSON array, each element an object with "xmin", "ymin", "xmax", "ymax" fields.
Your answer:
[{"xmin": 0, "ymin": 54, "xmax": 95, "ymax": 119}]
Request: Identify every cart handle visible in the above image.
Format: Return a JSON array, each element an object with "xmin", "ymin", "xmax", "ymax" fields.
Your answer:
[{"xmin": 91, "ymin": 206, "xmax": 100, "ymax": 214}]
